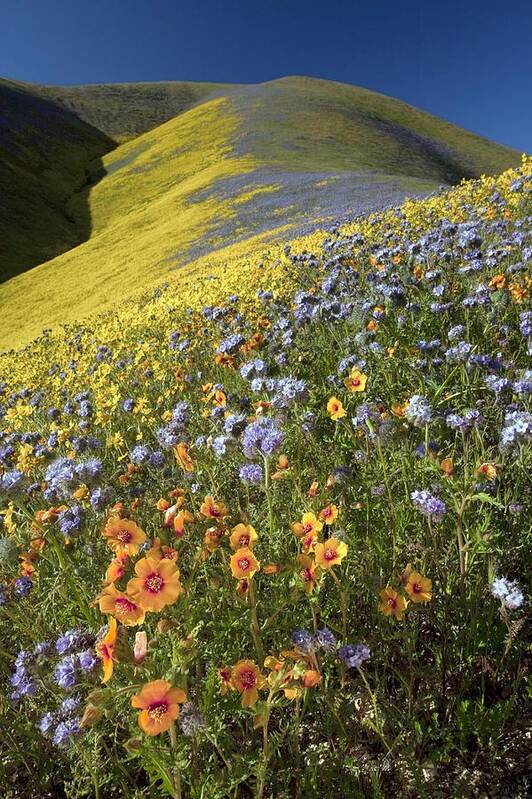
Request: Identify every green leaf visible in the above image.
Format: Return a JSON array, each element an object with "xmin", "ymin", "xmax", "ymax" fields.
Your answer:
[{"xmin": 470, "ymin": 493, "xmax": 504, "ymax": 509}]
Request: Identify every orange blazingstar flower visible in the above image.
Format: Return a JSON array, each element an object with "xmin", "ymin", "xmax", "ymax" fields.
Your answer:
[
  {"xmin": 104, "ymin": 551, "xmax": 129, "ymax": 584},
  {"xmin": 440, "ymin": 457, "xmax": 454, "ymax": 476},
  {"xmin": 292, "ymin": 512, "xmax": 323, "ymax": 539},
  {"xmin": 231, "ymin": 660, "xmax": 265, "ymax": 708},
  {"xmin": 174, "ymin": 442, "xmax": 195, "ymax": 472},
  {"xmin": 318, "ymin": 504, "xmax": 339, "ymax": 525},
  {"xmin": 95, "ymin": 617, "xmax": 118, "ymax": 683},
  {"xmin": 131, "ymin": 680, "xmax": 187, "ymax": 736},
  {"xmin": 344, "ymin": 368, "xmax": 368, "ymax": 393},
  {"xmin": 478, "ymin": 462, "xmax": 497, "ymax": 480},
  {"xmin": 204, "ymin": 526, "xmax": 224, "ymax": 552},
  {"xmin": 98, "ymin": 584, "xmax": 146, "ymax": 626},
  {"xmin": 405, "ymin": 572, "xmax": 432, "ymax": 604},
  {"xmin": 327, "ymin": 396, "xmax": 346, "ymax": 420},
  {"xmin": 379, "ymin": 587, "xmax": 408, "ymax": 620},
  {"xmin": 218, "ymin": 666, "xmax": 233, "ymax": 695},
  {"xmin": 101, "ymin": 517, "xmax": 147, "ymax": 556},
  {"xmin": 314, "ymin": 538, "xmax": 348, "ymax": 570},
  {"xmin": 200, "ymin": 495, "xmax": 228, "ymax": 522},
  {"xmin": 127, "ymin": 556, "xmax": 183, "ymax": 612},
  {"xmin": 298, "ymin": 554, "xmax": 319, "ymax": 593},
  {"xmin": 230, "ymin": 548, "xmax": 260, "ymax": 580},
  {"xmin": 173, "ymin": 509, "xmax": 194, "ymax": 538},
  {"xmin": 229, "ymin": 523, "xmax": 259, "ymax": 551}
]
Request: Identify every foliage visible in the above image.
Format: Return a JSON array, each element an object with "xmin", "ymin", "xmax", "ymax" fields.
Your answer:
[{"xmin": 0, "ymin": 156, "xmax": 531, "ymax": 798}]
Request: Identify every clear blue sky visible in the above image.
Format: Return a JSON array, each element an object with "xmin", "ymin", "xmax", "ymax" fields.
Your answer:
[{"xmin": 2, "ymin": 0, "xmax": 531, "ymax": 151}]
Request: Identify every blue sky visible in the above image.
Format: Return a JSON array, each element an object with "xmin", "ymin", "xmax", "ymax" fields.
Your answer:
[{"xmin": 1, "ymin": 0, "xmax": 531, "ymax": 151}]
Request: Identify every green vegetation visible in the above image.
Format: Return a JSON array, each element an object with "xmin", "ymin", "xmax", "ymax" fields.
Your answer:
[{"xmin": 0, "ymin": 158, "xmax": 530, "ymax": 798}]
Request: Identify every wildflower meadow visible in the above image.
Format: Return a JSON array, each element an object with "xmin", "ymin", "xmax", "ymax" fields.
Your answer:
[{"xmin": 0, "ymin": 157, "xmax": 531, "ymax": 798}]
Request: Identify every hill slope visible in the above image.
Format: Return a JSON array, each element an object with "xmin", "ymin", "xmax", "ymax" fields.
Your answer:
[
  {"xmin": 0, "ymin": 79, "xmax": 114, "ymax": 280},
  {"xmin": 0, "ymin": 76, "xmax": 522, "ymax": 348}
]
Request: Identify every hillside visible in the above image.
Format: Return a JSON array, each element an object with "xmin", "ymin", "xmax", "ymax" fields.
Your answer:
[
  {"xmin": 0, "ymin": 76, "xmax": 522, "ymax": 349},
  {"xmin": 0, "ymin": 79, "xmax": 114, "ymax": 280},
  {"xmin": 0, "ymin": 158, "xmax": 530, "ymax": 799}
]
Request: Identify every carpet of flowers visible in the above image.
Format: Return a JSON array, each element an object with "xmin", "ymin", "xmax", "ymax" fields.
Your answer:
[{"xmin": 0, "ymin": 156, "xmax": 531, "ymax": 799}]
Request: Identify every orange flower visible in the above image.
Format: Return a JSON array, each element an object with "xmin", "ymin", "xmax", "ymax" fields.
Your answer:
[
  {"xmin": 302, "ymin": 669, "xmax": 322, "ymax": 688},
  {"xmin": 327, "ymin": 396, "xmax": 346, "ymax": 420},
  {"xmin": 218, "ymin": 666, "xmax": 233, "ymax": 695},
  {"xmin": 344, "ymin": 368, "xmax": 367, "ymax": 393},
  {"xmin": 174, "ymin": 443, "xmax": 194, "ymax": 472},
  {"xmin": 98, "ymin": 584, "xmax": 146, "ymax": 626},
  {"xmin": 277, "ymin": 454, "xmax": 289, "ymax": 470},
  {"xmin": 104, "ymin": 551, "xmax": 129, "ymax": 584},
  {"xmin": 127, "ymin": 556, "xmax": 183, "ymax": 612},
  {"xmin": 314, "ymin": 538, "xmax": 347, "ymax": 570},
  {"xmin": 292, "ymin": 512, "xmax": 323, "ymax": 539},
  {"xmin": 300, "ymin": 529, "xmax": 317, "ymax": 552},
  {"xmin": 231, "ymin": 660, "xmax": 265, "ymax": 708},
  {"xmin": 230, "ymin": 548, "xmax": 260, "ymax": 580},
  {"xmin": 478, "ymin": 462, "xmax": 497, "ymax": 480},
  {"xmin": 215, "ymin": 353, "xmax": 235, "ymax": 368},
  {"xmin": 102, "ymin": 517, "xmax": 147, "ymax": 556},
  {"xmin": 405, "ymin": 572, "xmax": 432, "ymax": 604},
  {"xmin": 379, "ymin": 587, "xmax": 408, "ymax": 620},
  {"xmin": 214, "ymin": 390, "xmax": 227, "ymax": 407},
  {"xmin": 490, "ymin": 274, "xmax": 506, "ymax": 290},
  {"xmin": 298, "ymin": 554, "xmax": 319, "ymax": 593},
  {"xmin": 204, "ymin": 526, "xmax": 224, "ymax": 552},
  {"xmin": 131, "ymin": 680, "xmax": 187, "ymax": 736},
  {"xmin": 440, "ymin": 457, "xmax": 454, "ymax": 476},
  {"xmin": 391, "ymin": 402, "xmax": 408, "ymax": 418},
  {"xmin": 173, "ymin": 509, "xmax": 194, "ymax": 538},
  {"xmin": 95, "ymin": 617, "xmax": 118, "ymax": 683},
  {"xmin": 200, "ymin": 495, "xmax": 228, "ymax": 522},
  {"xmin": 307, "ymin": 480, "xmax": 319, "ymax": 497},
  {"xmin": 229, "ymin": 523, "xmax": 258, "ymax": 551},
  {"xmin": 318, "ymin": 504, "xmax": 339, "ymax": 525}
]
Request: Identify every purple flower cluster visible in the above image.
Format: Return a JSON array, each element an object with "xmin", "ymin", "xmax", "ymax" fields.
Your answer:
[
  {"xmin": 411, "ymin": 489, "xmax": 446, "ymax": 522},
  {"xmin": 242, "ymin": 417, "xmax": 285, "ymax": 458}
]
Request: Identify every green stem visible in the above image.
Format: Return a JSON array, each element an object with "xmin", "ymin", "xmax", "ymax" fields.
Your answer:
[
  {"xmin": 248, "ymin": 578, "xmax": 264, "ymax": 664},
  {"xmin": 263, "ymin": 455, "xmax": 275, "ymax": 536},
  {"xmin": 168, "ymin": 721, "xmax": 182, "ymax": 799},
  {"xmin": 257, "ymin": 694, "xmax": 273, "ymax": 799}
]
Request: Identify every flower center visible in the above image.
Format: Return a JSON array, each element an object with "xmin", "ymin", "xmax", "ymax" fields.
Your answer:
[
  {"xmin": 239, "ymin": 535, "xmax": 250, "ymax": 547},
  {"xmin": 387, "ymin": 596, "xmax": 397, "ymax": 608},
  {"xmin": 302, "ymin": 567, "xmax": 312, "ymax": 582},
  {"xmin": 324, "ymin": 548, "xmax": 337, "ymax": 561},
  {"xmin": 145, "ymin": 572, "xmax": 164, "ymax": 593},
  {"xmin": 352, "ymin": 378, "xmax": 361, "ymax": 387},
  {"xmin": 239, "ymin": 669, "xmax": 256, "ymax": 690},
  {"xmin": 148, "ymin": 701, "xmax": 168, "ymax": 720},
  {"xmin": 117, "ymin": 529, "xmax": 132, "ymax": 543},
  {"xmin": 302, "ymin": 523, "xmax": 313, "ymax": 534},
  {"xmin": 96, "ymin": 642, "xmax": 112, "ymax": 659},
  {"xmin": 238, "ymin": 558, "xmax": 250, "ymax": 571},
  {"xmin": 115, "ymin": 597, "xmax": 136, "ymax": 613},
  {"xmin": 412, "ymin": 582, "xmax": 422, "ymax": 594}
]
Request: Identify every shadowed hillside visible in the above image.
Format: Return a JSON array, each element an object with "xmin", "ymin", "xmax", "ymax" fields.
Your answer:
[
  {"xmin": 0, "ymin": 76, "xmax": 522, "ymax": 347},
  {"xmin": 0, "ymin": 79, "xmax": 114, "ymax": 281},
  {"xmin": 34, "ymin": 79, "xmax": 232, "ymax": 141}
]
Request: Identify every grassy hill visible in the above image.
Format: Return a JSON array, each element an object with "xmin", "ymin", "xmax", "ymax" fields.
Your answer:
[{"xmin": 0, "ymin": 76, "xmax": 522, "ymax": 348}]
